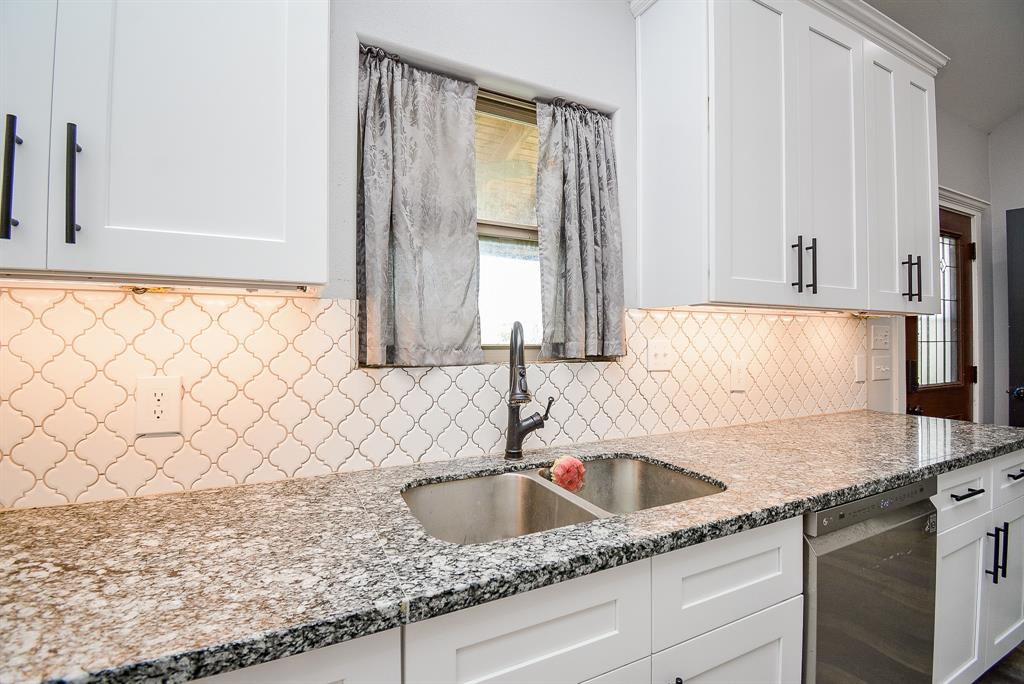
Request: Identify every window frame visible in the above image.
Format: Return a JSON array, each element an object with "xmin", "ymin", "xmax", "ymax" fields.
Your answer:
[{"xmin": 475, "ymin": 90, "xmax": 543, "ymax": 362}]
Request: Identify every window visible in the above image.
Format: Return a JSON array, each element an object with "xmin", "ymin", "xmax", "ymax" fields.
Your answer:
[
  {"xmin": 475, "ymin": 91, "xmax": 542, "ymax": 349},
  {"xmin": 917, "ymin": 234, "xmax": 960, "ymax": 385}
]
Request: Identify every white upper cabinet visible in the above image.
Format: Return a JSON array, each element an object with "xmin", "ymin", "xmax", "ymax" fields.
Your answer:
[
  {"xmin": 635, "ymin": 0, "xmax": 945, "ymax": 313},
  {"xmin": 0, "ymin": 0, "xmax": 57, "ymax": 271},
  {"xmin": 709, "ymin": 0, "xmax": 802, "ymax": 308},
  {"xmin": 865, "ymin": 39, "xmax": 940, "ymax": 314},
  {"xmin": 3, "ymin": 0, "xmax": 327, "ymax": 285},
  {"xmin": 791, "ymin": 4, "xmax": 868, "ymax": 310}
]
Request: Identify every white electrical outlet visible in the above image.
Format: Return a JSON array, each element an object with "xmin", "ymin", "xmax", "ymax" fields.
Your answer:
[
  {"xmin": 136, "ymin": 376, "xmax": 182, "ymax": 435},
  {"xmin": 870, "ymin": 324, "xmax": 891, "ymax": 350},
  {"xmin": 646, "ymin": 338, "xmax": 674, "ymax": 372},
  {"xmin": 871, "ymin": 355, "xmax": 892, "ymax": 381},
  {"xmin": 730, "ymin": 358, "xmax": 749, "ymax": 393}
]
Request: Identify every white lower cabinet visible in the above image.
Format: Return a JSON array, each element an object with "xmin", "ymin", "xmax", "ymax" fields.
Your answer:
[
  {"xmin": 196, "ymin": 628, "xmax": 400, "ymax": 684},
  {"xmin": 986, "ymin": 496, "xmax": 1024, "ymax": 667},
  {"xmin": 934, "ymin": 450, "xmax": 1024, "ymax": 684},
  {"xmin": 934, "ymin": 513, "xmax": 992, "ymax": 684},
  {"xmin": 651, "ymin": 596, "xmax": 804, "ymax": 684},
  {"xmin": 404, "ymin": 560, "xmax": 652, "ymax": 684}
]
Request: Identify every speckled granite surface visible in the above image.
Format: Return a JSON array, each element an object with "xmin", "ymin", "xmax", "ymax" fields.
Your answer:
[{"xmin": 3, "ymin": 410, "xmax": 1024, "ymax": 683}]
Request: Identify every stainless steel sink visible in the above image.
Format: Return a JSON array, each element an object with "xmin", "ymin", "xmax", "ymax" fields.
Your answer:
[
  {"xmin": 564, "ymin": 457, "xmax": 724, "ymax": 515},
  {"xmin": 402, "ymin": 457, "xmax": 726, "ymax": 545},
  {"xmin": 401, "ymin": 472, "xmax": 600, "ymax": 544}
]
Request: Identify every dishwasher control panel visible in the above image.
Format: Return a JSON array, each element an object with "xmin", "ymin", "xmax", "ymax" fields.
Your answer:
[{"xmin": 805, "ymin": 478, "xmax": 937, "ymax": 537}]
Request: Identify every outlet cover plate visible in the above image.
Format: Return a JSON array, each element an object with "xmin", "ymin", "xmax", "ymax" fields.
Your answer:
[
  {"xmin": 870, "ymin": 324, "xmax": 891, "ymax": 350},
  {"xmin": 871, "ymin": 355, "xmax": 892, "ymax": 381},
  {"xmin": 136, "ymin": 376, "xmax": 182, "ymax": 435},
  {"xmin": 647, "ymin": 338, "xmax": 674, "ymax": 372}
]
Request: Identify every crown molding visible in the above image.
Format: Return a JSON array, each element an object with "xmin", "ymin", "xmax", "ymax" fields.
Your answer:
[
  {"xmin": 630, "ymin": 0, "xmax": 658, "ymax": 18},
  {"xmin": 807, "ymin": 0, "xmax": 949, "ymax": 75},
  {"xmin": 938, "ymin": 186, "xmax": 991, "ymax": 215},
  {"xmin": 630, "ymin": 0, "xmax": 950, "ymax": 76}
]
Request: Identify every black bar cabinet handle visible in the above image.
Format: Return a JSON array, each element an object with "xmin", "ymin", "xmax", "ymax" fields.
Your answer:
[
  {"xmin": 806, "ymin": 237, "xmax": 818, "ymax": 294},
  {"xmin": 1007, "ymin": 469, "xmax": 1024, "ymax": 481},
  {"xmin": 65, "ymin": 123, "xmax": 82, "ymax": 244},
  {"xmin": 1000, "ymin": 521, "xmax": 1009, "ymax": 578},
  {"xmin": 950, "ymin": 487, "xmax": 985, "ymax": 502},
  {"xmin": 901, "ymin": 253, "xmax": 915, "ymax": 299},
  {"xmin": 987, "ymin": 525, "xmax": 1002, "ymax": 584},
  {"xmin": 914, "ymin": 255, "xmax": 923, "ymax": 302},
  {"xmin": 1, "ymin": 113, "xmax": 23, "ymax": 240},
  {"xmin": 791, "ymin": 235, "xmax": 804, "ymax": 292}
]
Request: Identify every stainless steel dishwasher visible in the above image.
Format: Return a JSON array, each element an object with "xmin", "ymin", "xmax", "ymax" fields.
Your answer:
[{"xmin": 804, "ymin": 478, "xmax": 937, "ymax": 683}]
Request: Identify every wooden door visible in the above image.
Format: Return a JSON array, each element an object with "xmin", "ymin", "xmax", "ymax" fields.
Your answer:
[
  {"xmin": 46, "ymin": 0, "xmax": 328, "ymax": 284},
  {"xmin": 0, "ymin": 0, "xmax": 56, "ymax": 270},
  {"xmin": 710, "ymin": 0, "xmax": 802, "ymax": 308},
  {"xmin": 906, "ymin": 208, "xmax": 974, "ymax": 419},
  {"xmin": 934, "ymin": 513, "xmax": 991, "ymax": 684},
  {"xmin": 792, "ymin": 3, "xmax": 868, "ymax": 310}
]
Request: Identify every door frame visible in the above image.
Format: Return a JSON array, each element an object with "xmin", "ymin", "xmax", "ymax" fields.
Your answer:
[{"xmin": 935, "ymin": 186, "xmax": 989, "ymax": 422}]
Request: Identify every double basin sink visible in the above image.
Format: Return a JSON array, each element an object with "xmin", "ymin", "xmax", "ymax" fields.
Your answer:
[{"xmin": 402, "ymin": 457, "xmax": 725, "ymax": 545}]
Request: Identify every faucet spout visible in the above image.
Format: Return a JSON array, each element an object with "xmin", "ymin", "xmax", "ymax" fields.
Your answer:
[{"xmin": 504, "ymin": 322, "xmax": 554, "ymax": 460}]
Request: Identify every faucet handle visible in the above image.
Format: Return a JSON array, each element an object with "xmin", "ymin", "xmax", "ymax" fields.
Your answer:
[{"xmin": 541, "ymin": 396, "xmax": 555, "ymax": 421}]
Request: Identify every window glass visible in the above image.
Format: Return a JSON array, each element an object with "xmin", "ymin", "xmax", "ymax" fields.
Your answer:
[
  {"xmin": 918, "ymin": 235, "xmax": 959, "ymax": 385},
  {"xmin": 478, "ymin": 236, "xmax": 542, "ymax": 345},
  {"xmin": 475, "ymin": 110, "xmax": 538, "ymax": 228}
]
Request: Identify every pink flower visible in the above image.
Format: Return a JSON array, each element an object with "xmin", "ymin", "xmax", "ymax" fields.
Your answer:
[{"xmin": 551, "ymin": 456, "xmax": 586, "ymax": 493}]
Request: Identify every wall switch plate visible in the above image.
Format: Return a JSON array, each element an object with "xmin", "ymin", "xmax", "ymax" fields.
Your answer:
[
  {"xmin": 854, "ymin": 353, "xmax": 866, "ymax": 383},
  {"xmin": 870, "ymin": 324, "xmax": 891, "ymax": 350},
  {"xmin": 871, "ymin": 355, "xmax": 892, "ymax": 381},
  {"xmin": 730, "ymin": 358, "xmax": 749, "ymax": 393},
  {"xmin": 136, "ymin": 376, "xmax": 182, "ymax": 435},
  {"xmin": 646, "ymin": 338, "xmax": 674, "ymax": 372}
]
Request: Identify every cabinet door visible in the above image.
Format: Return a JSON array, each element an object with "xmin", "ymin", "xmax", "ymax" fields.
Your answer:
[
  {"xmin": 651, "ymin": 596, "xmax": 803, "ymax": 684},
  {"xmin": 935, "ymin": 513, "xmax": 992, "ymax": 684},
  {"xmin": 46, "ymin": 0, "xmax": 328, "ymax": 284},
  {"xmin": 405, "ymin": 560, "xmax": 651, "ymax": 684},
  {"xmin": 709, "ymin": 0, "xmax": 802, "ymax": 308},
  {"xmin": 791, "ymin": 4, "xmax": 868, "ymax": 310},
  {"xmin": 987, "ymin": 497, "xmax": 1024, "ymax": 666},
  {"xmin": 865, "ymin": 40, "xmax": 914, "ymax": 312},
  {"xmin": 0, "ymin": 0, "xmax": 56, "ymax": 270},
  {"xmin": 897, "ymin": 63, "xmax": 940, "ymax": 314},
  {"xmin": 651, "ymin": 517, "xmax": 801, "ymax": 652},
  {"xmin": 195, "ymin": 629, "xmax": 400, "ymax": 684}
]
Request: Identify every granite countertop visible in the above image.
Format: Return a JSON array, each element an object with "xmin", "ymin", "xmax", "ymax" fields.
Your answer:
[{"xmin": 3, "ymin": 410, "xmax": 1024, "ymax": 684}]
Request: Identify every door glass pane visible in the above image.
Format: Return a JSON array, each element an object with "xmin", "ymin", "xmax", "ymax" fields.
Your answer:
[
  {"xmin": 918, "ymin": 235, "xmax": 959, "ymax": 385},
  {"xmin": 478, "ymin": 236, "xmax": 542, "ymax": 345}
]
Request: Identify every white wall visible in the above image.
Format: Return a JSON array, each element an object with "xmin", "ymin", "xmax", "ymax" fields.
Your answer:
[
  {"xmin": 325, "ymin": 0, "xmax": 638, "ymax": 305},
  {"xmin": 935, "ymin": 108, "xmax": 995, "ymax": 423},
  {"xmin": 989, "ymin": 109, "xmax": 1024, "ymax": 425}
]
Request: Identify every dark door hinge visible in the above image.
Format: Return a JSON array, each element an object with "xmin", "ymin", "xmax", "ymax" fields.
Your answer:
[
  {"xmin": 970, "ymin": 365, "xmax": 979, "ymax": 383},
  {"xmin": 969, "ymin": 242, "xmax": 977, "ymax": 261}
]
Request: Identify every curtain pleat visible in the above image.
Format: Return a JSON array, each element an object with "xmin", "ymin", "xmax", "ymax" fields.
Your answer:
[
  {"xmin": 536, "ymin": 100, "xmax": 625, "ymax": 360},
  {"xmin": 357, "ymin": 46, "xmax": 483, "ymax": 367}
]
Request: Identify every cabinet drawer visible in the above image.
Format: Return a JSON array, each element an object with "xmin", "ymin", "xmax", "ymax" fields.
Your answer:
[
  {"xmin": 580, "ymin": 657, "xmax": 651, "ymax": 684},
  {"xmin": 651, "ymin": 517, "xmax": 802, "ymax": 652},
  {"xmin": 405, "ymin": 560, "xmax": 651, "ymax": 684},
  {"xmin": 992, "ymin": 450, "xmax": 1024, "ymax": 508},
  {"xmin": 651, "ymin": 595, "xmax": 803, "ymax": 684},
  {"xmin": 937, "ymin": 462, "xmax": 993, "ymax": 532},
  {"xmin": 196, "ymin": 628, "xmax": 400, "ymax": 684}
]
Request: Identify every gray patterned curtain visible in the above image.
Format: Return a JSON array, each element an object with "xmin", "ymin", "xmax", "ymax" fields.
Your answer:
[
  {"xmin": 357, "ymin": 46, "xmax": 483, "ymax": 367},
  {"xmin": 536, "ymin": 100, "xmax": 626, "ymax": 360}
]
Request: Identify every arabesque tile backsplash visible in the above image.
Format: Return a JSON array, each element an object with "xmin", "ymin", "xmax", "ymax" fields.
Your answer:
[{"xmin": 0, "ymin": 286, "xmax": 867, "ymax": 509}]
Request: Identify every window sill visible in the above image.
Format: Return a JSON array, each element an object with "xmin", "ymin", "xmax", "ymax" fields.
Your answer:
[{"xmin": 482, "ymin": 344, "xmax": 541, "ymax": 364}]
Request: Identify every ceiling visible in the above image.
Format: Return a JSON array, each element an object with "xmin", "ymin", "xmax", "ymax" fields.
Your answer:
[{"xmin": 864, "ymin": 0, "xmax": 1024, "ymax": 132}]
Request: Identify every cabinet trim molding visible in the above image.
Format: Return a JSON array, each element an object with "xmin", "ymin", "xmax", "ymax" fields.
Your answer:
[{"xmin": 809, "ymin": 0, "xmax": 949, "ymax": 76}]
